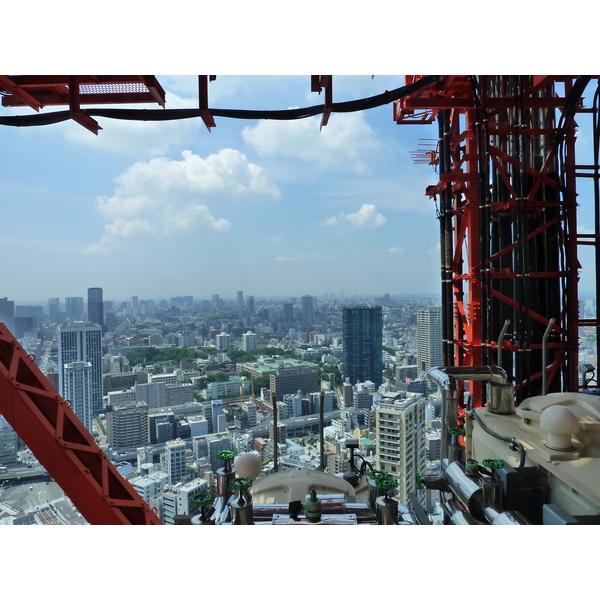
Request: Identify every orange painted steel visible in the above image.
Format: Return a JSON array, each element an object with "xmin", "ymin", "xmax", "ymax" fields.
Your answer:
[
  {"xmin": 0, "ymin": 323, "xmax": 162, "ymax": 525},
  {"xmin": 396, "ymin": 76, "xmax": 585, "ymax": 405}
]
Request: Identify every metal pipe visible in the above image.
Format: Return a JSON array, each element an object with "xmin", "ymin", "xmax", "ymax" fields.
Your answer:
[
  {"xmin": 271, "ymin": 392, "xmax": 278, "ymax": 473},
  {"xmin": 443, "ymin": 458, "xmax": 485, "ymax": 522},
  {"xmin": 428, "ymin": 366, "xmax": 510, "ymax": 460},
  {"xmin": 497, "ymin": 319, "xmax": 511, "ymax": 369},
  {"xmin": 542, "ymin": 318, "xmax": 556, "ymax": 395},
  {"xmin": 319, "ymin": 390, "xmax": 325, "ymax": 471},
  {"xmin": 443, "ymin": 497, "xmax": 481, "ymax": 525},
  {"xmin": 376, "ymin": 496, "xmax": 398, "ymax": 525},
  {"xmin": 484, "ymin": 505, "xmax": 531, "ymax": 525}
]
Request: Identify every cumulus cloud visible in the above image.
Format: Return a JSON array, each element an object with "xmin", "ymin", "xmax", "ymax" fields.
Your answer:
[
  {"xmin": 388, "ymin": 246, "xmax": 406, "ymax": 254},
  {"xmin": 323, "ymin": 203, "xmax": 387, "ymax": 228},
  {"xmin": 84, "ymin": 148, "xmax": 279, "ymax": 254},
  {"xmin": 241, "ymin": 111, "xmax": 378, "ymax": 173}
]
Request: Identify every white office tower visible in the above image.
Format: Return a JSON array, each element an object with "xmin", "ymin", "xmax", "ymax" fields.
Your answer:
[
  {"xmin": 58, "ymin": 321, "xmax": 103, "ymax": 414},
  {"xmin": 165, "ymin": 438, "xmax": 187, "ymax": 484},
  {"xmin": 211, "ymin": 400, "xmax": 224, "ymax": 434},
  {"xmin": 417, "ymin": 307, "xmax": 443, "ymax": 374},
  {"xmin": 242, "ymin": 330, "xmax": 257, "ymax": 352},
  {"xmin": 63, "ymin": 361, "xmax": 93, "ymax": 432},
  {"xmin": 375, "ymin": 394, "xmax": 427, "ymax": 503}
]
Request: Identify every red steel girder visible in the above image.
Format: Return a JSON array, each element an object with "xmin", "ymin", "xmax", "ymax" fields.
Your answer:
[
  {"xmin": 199, "ymin": 75, "xmax": 217, "ymax": 132},
  {"xmin": 1, "ymin": 75, "xmax": 167, "ymax": 108},
  {"xmin": 0, "ymin": 324, "xmax": 162, "ymax": 525},
  {"xmin": 311, "ymin": 75, "xmax": 333, "ymax": 129}
]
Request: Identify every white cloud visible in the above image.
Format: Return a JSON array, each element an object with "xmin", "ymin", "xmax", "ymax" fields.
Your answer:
[
  {"xmin": 426, "ymin": 242, "xmax": 441, "ymax": 255},
  {"xmin": 241, "ymin": 111, "xmax": 378, "ymax": 173},
  {"xmin": 276, "ymin": 256, "xmax": 302, "ymax": 262},
  {"xmin": 388, "ymin": 246, "xmax": 406, "ymax": 254},
  {"xmin": 84, "ymin": 148, "xmax": 278, "ymax": 253},
  {"xmin": 323, "ymin": 203, "xmax": 386, "ymax": 228}
]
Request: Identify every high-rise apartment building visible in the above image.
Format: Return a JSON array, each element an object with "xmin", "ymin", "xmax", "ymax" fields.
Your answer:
[
  {"xmin": 105, "ymin": 402, "xmax": 149, "ymax": 450},
  {"xmin": 58, "ymin": 321, "xmax": 103, "ymax": 414},
  {"xmin": 417, "ymin": 307, "xmax": 443, "ymax": 373},
  {"xmin": 342, "ymin": 306, "xmax": 383, "ymax": 387},
  {"xmin": 62, "ymin": 361, "xmax": 93, "ymax": 432},
  {"xmin": 242, "ymin": 331, "xmax": 257, "ymax": 352},
  {"xmin": 0, "ymin": 297, "xmax": 15, "ymax": 334},
  {"xmin": 87, "ymin": 287, "xmax": 104, "ymax": 332},
  {"xmin": 216, "ymin": 332, "xmax": 231, "ymax": 351},
  {"xmin": 375, "ymin": 394, "xmax": 427, "ymax": 503}
]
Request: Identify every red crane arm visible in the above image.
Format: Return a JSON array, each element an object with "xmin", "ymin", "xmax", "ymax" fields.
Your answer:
[{"xmin": 0, "ymin": 323, "xmax": 162, "ymax": 525}]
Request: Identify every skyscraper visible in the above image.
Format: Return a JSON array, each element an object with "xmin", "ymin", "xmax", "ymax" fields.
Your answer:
[
  {"xmin": 283, "ymin": 302, "xmax": 294, "ymax": 324},
  {"xmin": 246, "ymin": 295, "xmax": 255, "ymax": 316},
  {"xmin": 0, "ymin": 297, "xmax": 15, "ymax": 334},
  {"xmin": 87, "ymin": 287, "xmax": 104, "ymax": 332},
  {"xmin": 62, "ymin": 361, "xmax": 93, "ymax": 432},
  {"xmin": 342, "ymin": 306, "xmax": 383, "ymax": 386},
  {"xmin": 48, "ymin": 298, "xmax": 60, "ymax": 324},
  {"xmin": 237, "ymin": 291, "xmax": 244, "ymax": 317},
  {"xmin": 301, "ymin": 295, "xmax": 314, "ymax": 327},
  {"xmin": 65, "ymin": 297, "xmax": 84, "ymax": 320},
  {"xmin": 58, "ymin": 321, "xmax": 103, "ymax": 414},
  {"xmin": 417, "ymin": 307, "xmax": 443, "ymax": 373}
]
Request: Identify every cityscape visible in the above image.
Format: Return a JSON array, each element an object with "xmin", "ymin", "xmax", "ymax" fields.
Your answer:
[
  {"xmin": 0, "ymin": 289, "xmax": 450, "ymax": 525},
  {"xmin": 2, "ymin": 288, "xmax": 598, "ymax": 528}
]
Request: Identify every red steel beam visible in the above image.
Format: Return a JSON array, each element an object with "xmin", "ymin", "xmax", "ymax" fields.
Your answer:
[{"xmin": 0, "ymin": 324, "xmax": 162, "ymax": 525}]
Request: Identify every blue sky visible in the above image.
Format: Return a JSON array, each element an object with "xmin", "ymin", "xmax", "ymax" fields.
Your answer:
[{"xmin": 1, "ymin": 75, "xmax": 447, "ymax": 303}]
